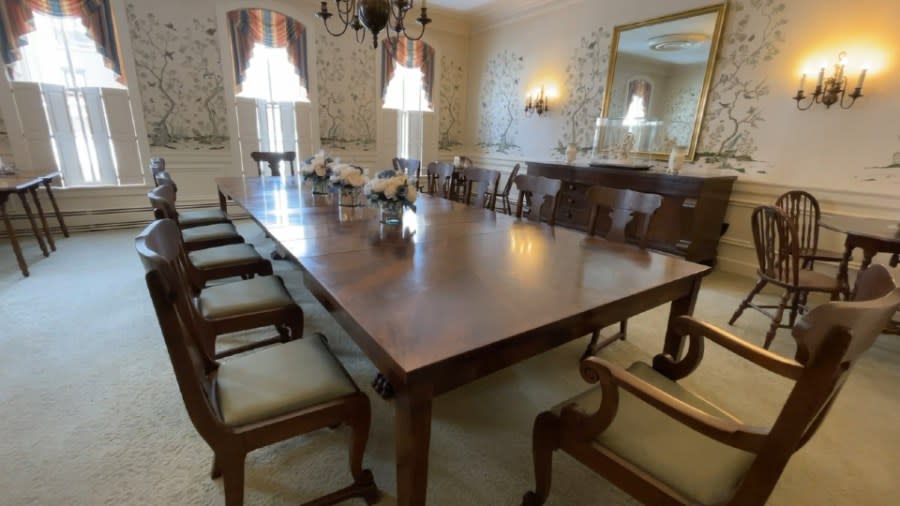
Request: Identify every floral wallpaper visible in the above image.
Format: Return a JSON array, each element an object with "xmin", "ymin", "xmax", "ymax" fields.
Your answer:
[
  {"xmin": 439, "ymin": 55, "xmax": 464, "ymax": 151},
  {"xmin": 555, "ymin": 28, "xmax": 611, "ymax": 156},
  {"xmin": 126, "ymin": 2, "xmax": 228, "ymax": 150},
  {"xmin": 477, "ymin": 50, "xmax": 524, "ymax": 154},
  {"xmin": 697, "ymin": 0, "xmax": 788, "ymax": 172},
  {"xmin": 315, "ymin": 33, "xmax": 376, "ymax": 152},
  {"xmin": 857, "ymin": 135, "xmax": 900, "ymax": 184},
  {"xmin": 658, "ymin": 64, "xmax": 706, "ymax": 148}
]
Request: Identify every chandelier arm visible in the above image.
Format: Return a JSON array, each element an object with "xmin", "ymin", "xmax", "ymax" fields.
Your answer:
[
  {"xmin": 321, "ymin": 16, "xmax": 352, "ymax": 37},
  {"xmin": 401, "ymin": 23, "xmax": 427, "ymax": 41}
]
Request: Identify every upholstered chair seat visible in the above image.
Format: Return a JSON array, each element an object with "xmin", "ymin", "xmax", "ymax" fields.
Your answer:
[
  {"xmin": 181, "ymin": 223, "xmax": 244, "ymax": 251},
  {"xmin": 216, "ymin": 335, "xmax": 358, "ymax": 426},
  {"xmin": 553, "ymin": 362, "xmax": 754, "ymax": 505},
  {"xmin": 178, "ymin": 208, "xmax": 230, "ymax": 228},
  {"xmin": 188, "ymin": 244, "xmax": 265, "ymax": 270},
  {"xmin": 199, "ymin": 276, "xmax": 295, "ymax": 320}
]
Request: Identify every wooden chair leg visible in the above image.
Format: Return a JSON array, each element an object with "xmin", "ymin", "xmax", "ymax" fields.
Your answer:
[
  {"xmin": 729, "ymin": 279, "xmax": 767, "ymax": 325},
  {"xmin": 788, "ymin": 290, "xmax": 802, "ymax": 327},
  {"xmin": 522, "ymin": 412, "xmax": 559, "ymax": 506},
  {"xmin": 220, "ymin": 452, "xmax": 246, "ymax": 506},
  {"xmin": 763, "ymin": 291, "xmax": 792, "ymax": 349}
]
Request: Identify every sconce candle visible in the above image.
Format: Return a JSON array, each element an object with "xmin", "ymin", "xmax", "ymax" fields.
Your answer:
[
  {"xmin": 798, "ymin": 73, "xmax": 807, "ymax": 92},
  {"xmin": 524, "ymin": 86, "xmax": 550, "ymax": 116},
  {"xmin": 793, "ymin": 51, "xmax": 864, "ymax": 110}
]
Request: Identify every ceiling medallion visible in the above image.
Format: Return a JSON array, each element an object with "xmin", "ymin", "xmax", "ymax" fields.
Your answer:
[{"xmin": 648, "ymin": 33, "xmax": 709, "ymax": 51}]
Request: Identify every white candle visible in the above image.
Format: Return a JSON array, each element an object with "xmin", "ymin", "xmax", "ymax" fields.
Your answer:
[
  {"xmin": 857, "ymin": 67, "xmax": 868, "ymax": 89},
  {"xmin": 798, "ymin": 73, "xmax": 807, "ymax": 91},
  {"xmin": 816, "ymin": 67, "xmax": 825, "ymax": 88}
]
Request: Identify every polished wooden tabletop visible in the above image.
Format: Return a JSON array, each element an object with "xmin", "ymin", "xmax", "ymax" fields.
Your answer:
[
  {"xmin": 218, "ymin": 175, "xmax": 711, "ymax": 505},
  {"xmin": 821, "ymin": 215, "xmax": 900, "ymax": 242}
]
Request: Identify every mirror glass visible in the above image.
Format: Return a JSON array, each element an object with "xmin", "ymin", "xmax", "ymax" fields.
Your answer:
[{"xmin": 602, "ymin": 5, "xmax": 726, "ymax": 160}]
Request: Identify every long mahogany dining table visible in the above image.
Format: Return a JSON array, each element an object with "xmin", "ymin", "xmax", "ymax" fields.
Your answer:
[{"xmin": 216, "ymin": 175, "xmax": 711, "ymax": 505}]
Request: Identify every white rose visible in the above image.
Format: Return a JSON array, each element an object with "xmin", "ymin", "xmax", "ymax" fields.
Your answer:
[
  {"xmin": 315, "ymin": 165, "xmax": 327, "ymax": 177},
  {"xmin": 406, "ymin": 184, "xmax": 418, "ymax": 203}
]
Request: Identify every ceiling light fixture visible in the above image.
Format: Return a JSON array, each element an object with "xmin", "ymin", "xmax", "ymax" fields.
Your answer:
[
  {"xmin": 648, "ymin": 33, "xmax": 709, "ymax": 51},
  {"xmin": 316, "ymin": 1, "xmax": 432, "ymax": 50}
]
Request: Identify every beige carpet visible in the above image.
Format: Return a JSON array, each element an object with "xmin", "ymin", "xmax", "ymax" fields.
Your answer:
[{"xmin": 1, "ymin": 223, "xmax": 899, "ymax": 505}]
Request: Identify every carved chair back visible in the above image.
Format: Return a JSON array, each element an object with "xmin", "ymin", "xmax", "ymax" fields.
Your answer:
[
  {"xmin": 136, "ymin": 220, "xmax": 223, "ymax": 440},
  {"xmin": 498, "ymin": 163, "xmax": 521, "ymax": 199},
  {"xmin": 148, "ymin": 184, "xmax": 179, "ymax": 222},
  {"xmin": 251, "ymin": 151, "xmax": 297, "ymax": 177},
  {"xmin": 426, "ymin": 162, "xmax": 456, "ymax": 198},
  {"xmin": 775, "ymin": 190, "xmax": 824, "ymax": 258},
  {"xmin": 462, "ymin": 167, "xmax": 501, "ymax": 210},
  {"xmin": 585, "ymin": 186, "xmax": 663, "ymax": 247},
  {"xmin": 513, "ymin": 174, "xmax": 562, "ymax": 225},
  {"xmin": 155, "ymin": 170, "xmax": 177, "ymax": 192},
  {"xmin": 149, "ymin": 157, "xmax": 167, "ymax": 186},
  {"xmin": 751, "ymin": 205, "xmax": 800, "ymax": 287}
]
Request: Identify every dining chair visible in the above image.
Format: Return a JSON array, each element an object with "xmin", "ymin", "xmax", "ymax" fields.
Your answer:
[
  {"xmin": 426, "ymin": 162, "xmax": 456, "ymax": 199},
  {"xmin": 149, "ymin": 156, "xmax": 167, "ymax": 186},
  {"xmin": 513, "ymin": 174, "xmax": 562, "ymax": 225},
  {"xmin": 775, "ymin": 190, "xmax": 845, "ymax": 269},
  {"xmin": 153, "ymin": 171, "xmax": 231, "ymax": 227},
  {"xmin": 148, "ymin": 185, "xmax": 244, "ymax": 252},
  {"xmin": 582, "ymin": 186, "xmax": 664, "ymax": 356},
  {"xmin": 136, "ymin": 223, "xmax": 379, "ymax": 506},
  {"xmin": 136, "ymin": 219, "xmax": 303, "ymax": 360},
  {"xmin": 251, "ymin": 151, "xmax": 297, "ymax": 177},
  {"xmin": 523, "ymin": 264, "xmax": 900, "ymax": 506},
  {"xmin": 393, "ymin": 157, "xmax": 423, "ymax": 190},
  {"xmin": 494, "ymin": 164, "xmax": 521, "ymax": 215},
  {"xmin": 730, "ymin": 205, "xmax": 843, "ymax": 348},
  {"xmin": 462, "ymin": 167, "xmax": 501, "ymax": 210}
]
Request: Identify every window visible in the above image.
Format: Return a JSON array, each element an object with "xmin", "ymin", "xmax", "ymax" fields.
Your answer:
[
  {"xmin": 12, "ymin": 12, "xmax": 125, "ymax": 186},
  {"xmin": 623, "ymin": 78, "xmax": 652, "ymax": 126},
  {"xmin": 237, "ymin": 43, "xmax": 308, "ymax": 153},
  {"xmin": 383, "ymin": 64, "xmax": 431, "ymax": 160}
]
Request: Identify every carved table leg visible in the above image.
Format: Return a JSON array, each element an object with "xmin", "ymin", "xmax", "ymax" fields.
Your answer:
[
  {"xmin": 395, "ymin": 384, "xmax": 433, "ymax": 506},
  {"xmin": 836, "ymin": 238, "xmax": 855, "ymax": 300},
  {"xmin": 29, "ymin": 187, "xmax": 55, "ymax": 251},
  {"xmin": 662, "ymin": 275, "xmax": 703, "ymax": 360},
  {"xmin": 218, "ymin": 188, "xmax": 228, "ymax": 212},
  {"xmin": 1, "ymin": 194, "xmax": 29, "ymax": 276},
  {"xmin": 42, "ymin": 179, "xmax": 68, "ymax": 237},
  {"xmin": 18, "ymin": 191, "xmax": 49, "ymax": 257}
]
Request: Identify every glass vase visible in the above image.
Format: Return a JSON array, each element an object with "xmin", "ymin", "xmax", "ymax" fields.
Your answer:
[
  {"xmin": 311, "ymin": 178, "xmax": 329, "ymax": 195},
  {"xmin": 379, "ymin": 199, "xmax": 404, "ymax": 225},
  {"xmin": 339, "ymin": 186, "xmax": 362, "ymax": 207}
]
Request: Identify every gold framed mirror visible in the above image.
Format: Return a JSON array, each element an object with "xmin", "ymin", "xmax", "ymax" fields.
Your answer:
[{"xmin": 601, "ymin": 3, "xmax": 727, "ymax": 161}]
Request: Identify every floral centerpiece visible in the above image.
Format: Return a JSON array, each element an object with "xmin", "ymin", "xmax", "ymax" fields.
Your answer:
[
  {"xmin": 329, "ymin": 164, "xmax": 369, "ymax": 207},
  {"xmin": 363, "ymin": 169, "xmax": 418, "ymax": 225},
  {"xmin": 301, "ymin": 151, "xmax": 334, "ymax": 194}
]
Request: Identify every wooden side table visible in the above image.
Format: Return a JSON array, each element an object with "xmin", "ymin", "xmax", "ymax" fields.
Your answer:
[{"xmin": 1, "ymin": 172, "xmax": 66, "ymax": 277}]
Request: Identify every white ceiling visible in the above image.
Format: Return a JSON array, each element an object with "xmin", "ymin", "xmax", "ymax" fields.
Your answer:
[
  {"xmin": 428, "ymin": 0, "xmax": 497, "ymax": 11},
  {"xmin": 617, "ymin": 13, "xmax": 718, "ymax": 65}
]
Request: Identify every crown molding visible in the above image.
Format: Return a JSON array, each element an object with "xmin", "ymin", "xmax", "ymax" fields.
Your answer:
[{"xmin": 469, "ymin": 0, "xmax": 583, "ymax": 34}]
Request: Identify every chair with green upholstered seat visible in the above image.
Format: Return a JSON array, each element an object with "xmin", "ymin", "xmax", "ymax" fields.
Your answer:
[
  {"xmin": 136, "ymin": 224, "xmax": 379, "ymax": 506},
  {"xmin": 136, "ymin": 219, "xmax": 302, "ymax": 360},
  {"xmin": 148, "ymin": 185, "xmax": 244, "ymax": 251},
  {"xmin": 523, "ymin": 264, "xmax": 900, "ymax": 506},
  {"xmin": 152, "ymin": 172, "xmax": 232, "ymax": 228}
]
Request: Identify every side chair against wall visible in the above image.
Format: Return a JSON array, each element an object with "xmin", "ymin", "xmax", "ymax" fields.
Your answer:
[
  {"xmin": 775, "ymin": 190, "xmax": 845, "ymax": 269},
  {"xmin": 494, "ymin": 164, "xmax": 521, "ymax": 215},
  {"xmin": 426, "ymin": 161, "xmax": 456, "ymax": 199},
  {"xmin": 582, "ymin": 186, "xmax": 664, "ymax": 357},
  {"xmin": 393, "ymin": 157, "xmax": 423, "ymax": 190},
  {"xmin": 523, "ymin": 264, "xmax": 900, "ymax": 506},
  {"xmin": 513, "ymin": 174, "xmax": 562, "ymax": 225},
  {"xmin": 251, "ymin": 151, "xmax": 297, "ymax": 177},
  {"xmin": 153, "ymin": 170, "xmax": 231, "ymax": 228},
  {"xmin": 136, "ymin": 222, "xmax": 379, "ymax": 506},
  {"xmin": 148, "ymin": 185, "xmax": 244, "ymax": 252},
  {"xmin": 730, "ymin": 206, "xmax": 843, "ymax": 349},
  {"xmin": 462, "ymin": 167, "xmax": 501, "ymax": 210},
  {"xmin": 136, "ymin": 219, "xmax": 302, "ymax": 361}
]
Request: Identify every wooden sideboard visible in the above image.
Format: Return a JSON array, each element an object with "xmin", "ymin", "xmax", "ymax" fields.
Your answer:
[{"xmin": 527, "ymin": 161, "xmax": 736, "ymax": 265}]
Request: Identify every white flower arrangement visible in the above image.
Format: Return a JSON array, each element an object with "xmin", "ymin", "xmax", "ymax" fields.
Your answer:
[
  {"xmin": 300, "ymin": 150, "xmax": 334, "ymax": 182},
  {"xmin": 329, "ymin": 164, "xmax": 370, "ymax": 189},
  {"xmin": 364, "ymin": 169, "xmax": 418, "ymax": 211}
]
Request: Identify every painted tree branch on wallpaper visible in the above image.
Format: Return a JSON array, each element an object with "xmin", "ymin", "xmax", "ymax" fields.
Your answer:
[
  {"xmin": 126, "ymin": 3, "xmax": 228, "ymax": 150},
  {"xmin": 316, "ymin": 34, "xmax": 376, "ymax": 151},
  {"xmin": 439, "ymin": 55, "xmax": 464, "ymax": 151},
  {"xmin": 477, "ymin": 50, "xmax": 524, "ymax": 154},
  {"xmin": 554, "ymin": 28, "xmax": 611, "ymax": 156},
  {"xmin": 698, "ymin": 0, "xmax": 788, "ymax": 172}
]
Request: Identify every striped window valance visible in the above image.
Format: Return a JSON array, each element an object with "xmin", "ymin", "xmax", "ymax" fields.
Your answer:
[
  {"xmin": 227, "ymin": 8, "xmax": 308, "ymax": 94},
  {"xmin": 0, "ymin": 0, "xmax": 124, "ymax": 82},
  {"xmin": 381, "ymin": 37, "xmax": 435, "ymax": 109}
]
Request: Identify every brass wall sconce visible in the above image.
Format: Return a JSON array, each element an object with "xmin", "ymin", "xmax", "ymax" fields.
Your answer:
[
  {"xmin": 525, "ymin": 86, "xmax": 549, "ymax": 116},
  {"xmin": 793, "ymin": 52, "xmax": 867, "ymax": 110}
]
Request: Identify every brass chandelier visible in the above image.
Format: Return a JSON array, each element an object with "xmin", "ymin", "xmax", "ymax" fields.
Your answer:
[{"xmin": 316, "ymin": 1, "xmax": 432, "ymax": 49}]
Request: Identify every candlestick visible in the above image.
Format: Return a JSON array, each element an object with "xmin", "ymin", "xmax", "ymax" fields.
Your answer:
[
  {"xmin": 798, "ymin": 73, "xmax": 807, "ymax": 92},
  {"xmin": 857, "ymin": 67, "xmax": 868, "ymax": 89},
  {"xmin": 816, "ymin": 67, "xmax": 825, "ymax": 89}
]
